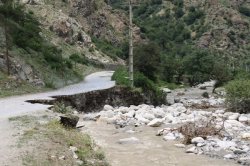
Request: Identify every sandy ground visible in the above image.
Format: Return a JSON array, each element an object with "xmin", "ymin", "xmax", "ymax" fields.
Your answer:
[{"xmin": 83, "ymin": 121, "xmax": 239, "ymax": 166}]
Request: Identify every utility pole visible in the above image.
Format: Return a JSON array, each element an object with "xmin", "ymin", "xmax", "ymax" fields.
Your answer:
[
  {"xmin": 4, "ymin": 17, "xmax": 10, "ymax": 75},
  {"xmin": 128, "ymin": 0, "xmax": 134, "ymax": 87}
]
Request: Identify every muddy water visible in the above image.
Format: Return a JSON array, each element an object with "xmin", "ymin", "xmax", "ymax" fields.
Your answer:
[{"xmin": 82, "ymin": 121, "xmax": 239, "ymax": 166}]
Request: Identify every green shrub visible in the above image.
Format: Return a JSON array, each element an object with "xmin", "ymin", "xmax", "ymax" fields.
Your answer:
[
  {"xmin": 225, "ymin": 79, "xmax": 250, "ymax": 113},
  {"xmin": 239, "ymin": 6, "xmax": 250, "ymax": 17},
  {"xmin": 112, "ymin": 68, "xmax": 166, "ymax": 105},
  {"xmin": 53, "ymin": 102, "xmax": 75, "ymax": 114},
  {"xmin": 111, "ymin": 67, "xmax": 130, "ymax": 86},
  {"xmin": 69, "ymin": 53, "xmax": 87, "ymax": 67}
]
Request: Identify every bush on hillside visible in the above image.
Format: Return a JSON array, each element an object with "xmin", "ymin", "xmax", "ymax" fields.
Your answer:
[
  {"xmin": 225, "ymin": 79, "xmax": 250, "ymax": 113},
  {"xmin": 134, "ymin": 42, "xmax": 161, "ymax": 81},
  {"xmin": 239, "ymin": 6, "xmax": 250, "ymax": 17}
]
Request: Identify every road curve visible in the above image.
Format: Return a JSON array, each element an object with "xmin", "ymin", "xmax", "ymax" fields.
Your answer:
[{"xmin": 0, "ymin": 71, "xmax": 115, "ymax": 118}]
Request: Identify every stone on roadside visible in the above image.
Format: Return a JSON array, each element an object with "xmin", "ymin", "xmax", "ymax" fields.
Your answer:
[
  {"xmin": 162, "ymin": 88, "xmax": 172, "ymax": 93},
  {"xmin": 60, "ymin": 114, "xmax": 79, "ymax": 128},
  {"xmin": 228, "ymin": 113, "xmax": 240, "ymax": 120},
  {"xmin": 143, "ymin": 113, "xmax": 155, "ymax": 121},
  {"xmin": 117, "ymin": 137, "xmax": 140, "ymax": 144},
  {"xmin": 163, "ymin": 133, "xmax": 176, "ymax": 141},
  {"xmin": 103, "ymin": 105, "xmax": 113, "ymax": 111},
  {"xmin": 215, "ymin": 110, "xmax": 225, "ymax": 114},
  {"xmin": 238, "ymin": 115, "xmax": 248, "ymax": 123},
  {"xmin": 224, "ymin": 154, "xmax": 235, "ymax": 159},
  {"xmin": 175, "ymin": 144, "xmax": 186, "ymax": 148},
  {"xmin": 147, "ymin": 118, "xmax": 164, "ymax": 127},
  {"xmin": 156, "ymin": 128, "xmax": 171, "ymax": 136},
  {"xmin": 241, "ymin": 133, "xmax": 250, "ymax": 140},
  {"xmin": 59, "ymin": 156, "xmax": 66, "ymax": 160},
  {"xmin": 191, "ymin": 137, "xmax": 205, "ymax": 145},
  {"xmin": 70, "ymin": 146, "xmax": 78, "ymax": 152},
  {"xmin": 238, "ymin": 157, "xmax": 250, "ymax": 165},
  {"xmin": 186, "ymin": 146, "xmax": 198, "ymax": 154},
  {"xmin": 233, "ymin": 149, "xmax": 247, "ymax": 155},
  {"xmin": 125, "ymin": 129, "xmax": 136, "ymax": 134},
  {"xmin": 197, "ymin": 142, "xmax": 206, "ymax": 147}
]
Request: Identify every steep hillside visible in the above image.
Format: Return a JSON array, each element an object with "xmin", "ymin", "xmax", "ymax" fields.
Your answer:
[
  {"xmin": 0, "ymin": 0, "xmax": 131, "ymax": 97},
  {"xmin": 111, "ymin": 0, "xmax": 250, "ymax": 84}
]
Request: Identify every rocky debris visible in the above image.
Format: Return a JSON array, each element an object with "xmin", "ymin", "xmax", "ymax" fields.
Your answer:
[
  {"xmin": 191, "ymin": 137, "xmax": 205, "ymax": 145},
  {"xmin": 60, "ymin": 114, "xmax": 79, "ymax": 128},
  {"xmin": 70, "ymin": 0, "xmax": 96, "ymax": 17},
  {"xmin": 181, "ymin": 97, "xmax": 225, "ymax": 109},
  {"xmin": 50, "ymin": 18, "xmax": 92, "ymax": 47},
  {"xmin": 117, "ymin": 137, "xmax": 140, "ymax": 144},
  {"xmin": 241, "ymin": 133, "xmax": 250, "ymax": 140},
  {"xmin": 162, "ymin": 88, "xmax": 172, "ymax": 93},
  {"xmin": 202, "ymin": 92, "xmax": 209, "ymax": 98},
  {"xmin": 186, "ymin": 146, "xmax": 198, "ymax": 154},
  {"xmin": 175, "ymin": 144, "xmax": 186, "ymax": 148},
  {"xmin": 69, "ymin": 146, "xmax": 78, "ymax": 159},
  {"xmin": 59, "ymin": 155, "xmax": 66, "ymax": 160},
  {"xmin": 224, "ymin": 154, "xmax": 236, "ymax": 159},
  {"xmin": 147, "ymin": 118, "xmax": 164, "ymax": 127},
  {"xmin": 82, "ymin": 95, "xmax": 250, "ymax": 164}
]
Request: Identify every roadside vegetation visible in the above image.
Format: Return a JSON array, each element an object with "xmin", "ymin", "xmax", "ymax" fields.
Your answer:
[{"xmin": 9, "ymin": 114, "xmax": 109, "ymax": 166}]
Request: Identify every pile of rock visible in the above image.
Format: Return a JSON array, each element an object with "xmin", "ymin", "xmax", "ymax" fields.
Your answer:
[{"xmin": 83, "ymin": 102, "xmax": 250, "ymax": 164}]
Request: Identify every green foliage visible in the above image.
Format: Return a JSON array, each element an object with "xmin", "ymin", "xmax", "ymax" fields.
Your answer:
[
  {"xmin": 172, "ymin": 0, "xmax": 184, "ymax": 7},
  {"xmin": 134, "ymin": 42, "xmax": 161, "ymax": 81},
  {"xmin": 225, "ymin": 79, "xmax": 250, "ymax": 113},
  {"xmin": 184, "ymin": 9, "xmax": 204, "ymax": 25},
  {"xmin": 112, "ymin": 67, "xmax": 166, "ymax": 105},
  {"xmin": 92, "ymin": 37, "xmax": 128, "ymax": 60},
  {"xmin": 111, "ymin": 67, "xmax": 130, "ymax": 86},
  {"xmin": 69, "ymin": 53, "xmax": 87, "ymax": 66},
  {"xmin": 239, "ymin": 6, "xmax": 250, "ymax": 17},
  {"xmin": 52, "ymin": 102, "xmax": 75, "ymax": 114}
]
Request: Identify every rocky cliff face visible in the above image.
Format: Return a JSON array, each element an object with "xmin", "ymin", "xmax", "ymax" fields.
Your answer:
[
  {"xmin": 193, "ymin": 0, "xmax": 250, "ymax": 52},
  {"xmin": 15, "ymin": 0, "xmax": 132, "ymax": 65}
]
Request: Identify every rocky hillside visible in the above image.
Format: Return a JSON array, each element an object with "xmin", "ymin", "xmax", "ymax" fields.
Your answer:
[
  {"xmin": 111, "ymin": 0, "xmax": 250, "ymax": 69},
  {"xmin": 0, "ymin": 0, "xmax": 133, "ymax": 96}
]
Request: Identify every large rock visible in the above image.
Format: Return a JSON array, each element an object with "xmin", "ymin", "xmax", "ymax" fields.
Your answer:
[
  {"xmin": 191, "ymin": 137, "xmax": 205, "ymax": 144},
  {"xmin": 163, "ymin": 133, "xmax": 176, "ymax": 141},
  {"xmin": 60, "ymin": 114, "xmax": 79, "ymax": 128},
  {"xmin": 241, "ymin": 133, "xmax": 250, "ymax": 140},
  {"xmin": 228, "ymin": 113, "xmax": 240, "ymax": 120},
  {"xmin": 162, "ymin": 88, "xmax": 171, "ymax": 93},
  {"xmin": 186, "ymin": 146, "xmax": 198, "ymax": 154},
  {"xmin": 224, "ymin": 120, "xmax": 245, "ymax": 131},
  {"xmin": 117, "ymin": 137, "xmax": 140, "ymax": 144},
  {"xmin": 238, "ymin": 115, "xmax": 248, "ymax": 123},
  {"xmin": 103, "ymin": 105, "xmax": 113, "ymax": 111},
  {"xmin": 147, "ymin": 118, "xmax": 164, "ymax": 127}
]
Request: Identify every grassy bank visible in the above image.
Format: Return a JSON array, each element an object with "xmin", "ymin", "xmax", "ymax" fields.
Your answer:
[{"xmin": 9, "ymin": 115, "xmax": 109, "ymax": 166}]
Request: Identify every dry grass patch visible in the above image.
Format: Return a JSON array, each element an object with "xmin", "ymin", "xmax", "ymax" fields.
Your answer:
[
  {"xmin": 177, "ymin": 118, "xmax": 224, "ymax": 144},
  {"xmin": 10, "ymin": 115, "xmax": 109, "ymax": 166}
]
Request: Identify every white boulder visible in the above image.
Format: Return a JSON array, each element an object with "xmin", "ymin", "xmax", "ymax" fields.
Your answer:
[
  {"xmin": 191, "ymin": 137, "xmax": 205, "ymax": 144},
  {"xmin": 148, "ymin": 118, "xmax": 164, "ymax": 127}
]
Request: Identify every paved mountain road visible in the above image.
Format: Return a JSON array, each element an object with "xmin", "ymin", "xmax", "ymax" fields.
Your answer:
[{"xmin": 0, "ymin": 71, "xmax": 115, "ymax": 118}]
